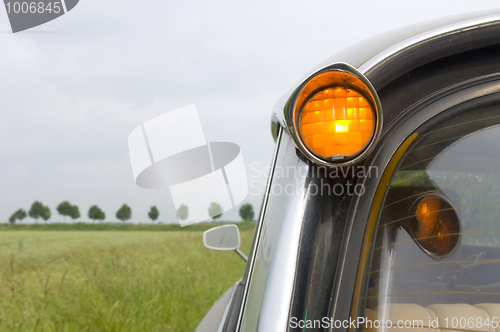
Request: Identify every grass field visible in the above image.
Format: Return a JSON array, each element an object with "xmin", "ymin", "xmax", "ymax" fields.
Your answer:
[{"xmin": 0, "ymin": 223, "xmax": 254, "ymax": 331}]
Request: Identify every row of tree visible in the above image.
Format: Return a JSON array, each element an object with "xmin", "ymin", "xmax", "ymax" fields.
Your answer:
[{"xmin": 8, "ymin": 201, "xmax": 255, "ymax": 224}]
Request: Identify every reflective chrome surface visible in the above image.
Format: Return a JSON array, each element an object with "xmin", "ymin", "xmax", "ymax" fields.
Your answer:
[
  {"xmin": 239, "ymin": 130, "xmax": 304, "ymax": 332},
  {"xmin": 359, "ymin": 12, "xmax": 500, "ymax": 88},
  {"xmin": 234, "ymin": 126, "xmax": 283, "ymax": 332},
  {"xmin": 314, "ymin": 10, "xmax": 500, "ymax": 78},
  {"xmin": 257, "ymin": 159, "xmax": 309, "ymax": 332}
]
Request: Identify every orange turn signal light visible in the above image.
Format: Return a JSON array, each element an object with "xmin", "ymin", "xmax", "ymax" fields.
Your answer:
[
  {"xmin": 411, "ymin": 194, "xmax": 460, "ymax": 256},
  {"xmin": 294, "ymin": 69, "xmax": 379, "ymax": 162}
]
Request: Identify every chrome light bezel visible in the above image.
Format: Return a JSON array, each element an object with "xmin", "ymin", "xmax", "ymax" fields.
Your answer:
[{"xmin": 283, "ymin": 62, "xmax": 383, "ymax": 167}]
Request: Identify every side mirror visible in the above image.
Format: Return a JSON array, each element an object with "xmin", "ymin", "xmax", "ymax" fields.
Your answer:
[{"xmin": 203, "ymin": 225, "xmax": 247, "ymax": 261}]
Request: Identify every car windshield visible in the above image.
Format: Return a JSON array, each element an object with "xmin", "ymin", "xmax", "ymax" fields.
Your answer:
[{"xmin": 356, "ymin": 103, "xmax": 500, "ymax": 330}]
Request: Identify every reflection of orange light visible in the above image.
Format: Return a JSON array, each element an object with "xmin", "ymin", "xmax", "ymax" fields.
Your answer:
[
  {"xmin": 299, "ymin": 87, "xmax": 374, "ymax": 157},
  {"xmin": 415, "ymin": 196, "xmax": 441, "ymax": 237},
  {"xmin": 414, "ymin": 195, "xmax": 457, "ymax": 255}
]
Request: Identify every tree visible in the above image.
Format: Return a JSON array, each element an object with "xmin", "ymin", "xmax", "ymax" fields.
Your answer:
[
  {"xmin": 8, "ymin": 213, "xmax": 15, "ymax": 224},
  {"xmin": 177, "ymin": 204, "xmax": 188, "ymax": 221},
  {"xmin": 116, "ymin": 204, "xmax": 132, "ymax": 223},
  {"xmin": 239, "ymin": 203, "xmax": 255, "ymax": 221},
  {"xmin": 69, "ymin": 205, "xmax": 80, "ymax": 222},
  {"xmin": 88, "ymin": 205, "xmax": 105, "ymax": 223},
  {"xmin": 29, "ymin": 201, "xmax": 44, "ymax": 223},
  {"xmin": 208, "ymin": 202, "xmax": 223, "ymax": 221},
  {"xmin": 148, "ymin": 206, "xmax": 159, "ymax": 222},
  {"xmin": 18, "ymin": 209, "xmax": 27, "ymax": 223},
  {"xmin": 41, "ymin": 206, "xmax": 51, "ymax": 223},
  {"xmin": 9, "ymin": 209, "xmax": 26, "ymax": 224},
  {"xmin": 57, "ymin": 201, "xmax": 73, "ymax": 223}
]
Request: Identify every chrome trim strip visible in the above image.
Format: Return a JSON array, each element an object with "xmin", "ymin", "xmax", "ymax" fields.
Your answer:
[
  {"xmin": 310, "ymin": 10, "xmax": 500, "ymax": 79},
  {"xmin": 235, "ymin": 126, "xmax": 283, "ymax": 332},
  {"xmin": 257, "ymin": 159, "xmax": 309, "ymax": 332},
  {"xmin": 358, "ymin": 13, "xmax": 500, "ymax": 78}
]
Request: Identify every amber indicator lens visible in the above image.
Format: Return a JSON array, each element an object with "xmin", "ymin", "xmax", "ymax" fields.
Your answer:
[
  {"xmin": 411, "ymin": 195, "xmax": 460, "ymax": 256},
  {"xmin": 299, "ymin": 87, "xmax": 374, "ymax": 158}
]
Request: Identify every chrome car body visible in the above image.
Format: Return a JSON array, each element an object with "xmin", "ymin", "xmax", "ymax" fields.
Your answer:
[{"xmin": 197, "ymin": 10, "xmax": 500, "ymax": 332}]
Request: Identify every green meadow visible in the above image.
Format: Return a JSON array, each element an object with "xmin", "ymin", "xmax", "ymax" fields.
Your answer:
[{"xmin": 0, "ymin": 222, "xmax": 254, "ymax": 331}]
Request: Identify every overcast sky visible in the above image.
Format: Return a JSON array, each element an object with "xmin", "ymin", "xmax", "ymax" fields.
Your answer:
[{"xmin": 1, "ymin": 0, "xmax": 499, "ymax": 224}]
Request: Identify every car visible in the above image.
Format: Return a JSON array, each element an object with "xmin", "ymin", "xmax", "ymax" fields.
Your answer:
[{"xmin": 196, "ymin": 10, "xmax": 500, "ymax": 332}]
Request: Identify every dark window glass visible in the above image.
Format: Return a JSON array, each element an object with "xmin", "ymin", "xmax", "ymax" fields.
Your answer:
[{"xmin": 358, "ymin": 105, "xmax": 500, "ymax": 331}]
